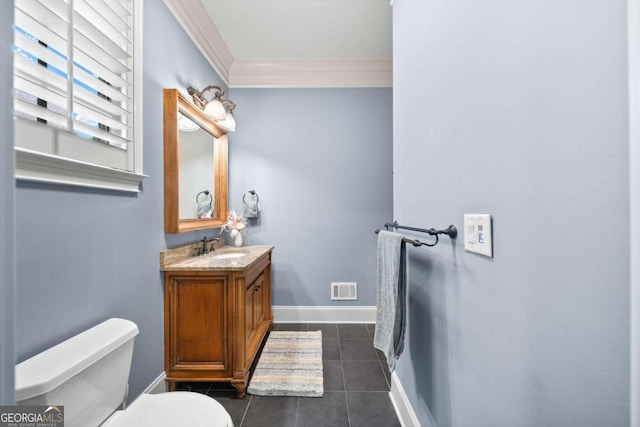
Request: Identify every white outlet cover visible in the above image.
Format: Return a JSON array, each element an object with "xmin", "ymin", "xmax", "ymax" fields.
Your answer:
[{"xmin": 464, "ymin": 214, "xmax": 493, "ymax": 258}]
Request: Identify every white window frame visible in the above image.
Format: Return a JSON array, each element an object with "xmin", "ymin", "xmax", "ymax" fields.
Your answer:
[{"xmin": 14, "ymin": 0, "xmax": 146, "ymax": 193}]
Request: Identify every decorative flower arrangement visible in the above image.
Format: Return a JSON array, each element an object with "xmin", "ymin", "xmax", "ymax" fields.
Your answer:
[{"xmin": 221, "ymin": 209, "xmax": 248, "ymax": 246}]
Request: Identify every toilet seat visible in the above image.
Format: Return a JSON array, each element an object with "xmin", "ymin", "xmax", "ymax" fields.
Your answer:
[{"xmin": 101, "ymin": 392, "xmax": 233, "ymax": 427}]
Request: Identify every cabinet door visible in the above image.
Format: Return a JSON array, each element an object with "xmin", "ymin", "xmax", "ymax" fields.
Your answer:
[
  {"xmin": 244, "ymin": 273, "xmax": 265, "ymax": 363},
  {"xmin": 245, "ymin": 280, "xmax": 256, "ymax": 345},
  {"xmin": 166, "ymin": 275, "xmax": 231, "ymax": 375},
  {"xmin": 253, "ymin": 274, "xmax": 265, "ymax": 328}
]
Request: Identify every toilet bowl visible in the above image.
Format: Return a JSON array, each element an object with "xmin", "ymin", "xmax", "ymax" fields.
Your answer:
[
  {"xmin": 102, "ymin": 392, "xmax": 231, "ymax": 427},
  {"xmin": 15, "ymin": 318, "xmax": 233, "ymax": 427}
]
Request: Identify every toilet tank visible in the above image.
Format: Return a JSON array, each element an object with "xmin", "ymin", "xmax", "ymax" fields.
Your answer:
[{"xmin": 15, "ymin": 318, "xmax": 139, "ymax": 427}]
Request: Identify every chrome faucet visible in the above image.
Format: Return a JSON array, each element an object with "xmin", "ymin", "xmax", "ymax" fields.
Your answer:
[
  {"xmin": 209, "ymin": 237, "xmax": 220, "ymax": 253},
  {"xmin": 201, "ymin": 237, "xmax": 210, "ymax": 254},
  {"xmin": 192, "ymin": 237, "xmax": 221, "ymax": 256},
  {"xmin": 201, "ymin": 236, "xmax": 220, "ymax": 255}
]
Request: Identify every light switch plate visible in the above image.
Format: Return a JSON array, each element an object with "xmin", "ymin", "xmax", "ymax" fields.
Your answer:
[{"xmin": 464, "ymin": 214, "xmax": 493, "ymax": 257}]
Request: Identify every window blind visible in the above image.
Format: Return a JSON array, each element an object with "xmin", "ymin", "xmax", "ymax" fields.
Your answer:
[{"xmin": 14, "ymin": 0, "xmax": 135, "ymax": 164}]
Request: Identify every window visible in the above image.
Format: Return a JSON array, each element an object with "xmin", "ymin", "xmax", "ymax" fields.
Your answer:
[{"xmin": 13, "ymin": 0, "xmax": 144, "ymax": 192}]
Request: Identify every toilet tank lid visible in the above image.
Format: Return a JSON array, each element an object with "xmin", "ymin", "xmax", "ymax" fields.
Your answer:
[{"xmin": 15, "ymin": 318, "xmax": 139, "ymax": 402}]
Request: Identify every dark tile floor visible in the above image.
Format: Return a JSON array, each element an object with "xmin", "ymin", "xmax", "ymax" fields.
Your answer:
[{"xmin": 178, "ymin": 323, "xmax": 400, "ymax": 427}]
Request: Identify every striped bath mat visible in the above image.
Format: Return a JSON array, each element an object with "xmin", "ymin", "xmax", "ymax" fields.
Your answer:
[{"xmin": 247, "ymin": 330, "xmax": 323, "ymax": 397}]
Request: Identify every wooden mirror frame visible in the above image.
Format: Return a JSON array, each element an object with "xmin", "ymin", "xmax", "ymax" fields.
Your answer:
[{"xmin": 163, "ymin": 89, "xmax": 229, "ymax": 233}]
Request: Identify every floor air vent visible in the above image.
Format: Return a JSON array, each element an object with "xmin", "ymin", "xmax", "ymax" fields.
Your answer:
[{"xmin": 331, "ymin": 282, "xmax": 357, "ymax": 300}]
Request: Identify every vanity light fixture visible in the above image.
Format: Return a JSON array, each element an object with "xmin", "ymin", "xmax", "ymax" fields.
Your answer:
[
  {"xmin": 187, "ymin": 85, "xmax": 227, "ymax": 121},
  {"xmin": 177, "ymin": 112, "xmax": 199, "ymax": 132},
  {"xmin": 216, "ymin": 100, "xmax": 237, "ymax": 132}
]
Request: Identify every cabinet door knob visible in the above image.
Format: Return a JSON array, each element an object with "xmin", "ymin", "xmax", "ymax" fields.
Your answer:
[{"xmin": 254, "ymin": 285, "xmax": 261, "ymax": 291}]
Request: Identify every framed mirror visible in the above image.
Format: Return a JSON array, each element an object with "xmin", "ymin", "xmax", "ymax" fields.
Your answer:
[{"xmin": 163, "ymin": 89, "xmax": 228, "ymax": 233}]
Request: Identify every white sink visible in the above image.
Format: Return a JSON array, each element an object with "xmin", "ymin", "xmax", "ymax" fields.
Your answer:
[{"xmin": 212, "ymin": 252, "xmax": 246, "ymax": 259}]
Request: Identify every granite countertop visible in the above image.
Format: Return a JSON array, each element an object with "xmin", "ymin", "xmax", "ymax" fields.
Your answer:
[{"xmin": 160, "ymin": 245, "xmax": 273, "ymax": 271}]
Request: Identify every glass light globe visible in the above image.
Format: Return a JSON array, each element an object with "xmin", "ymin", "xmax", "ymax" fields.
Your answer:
[
  {"xmin": 178, "ymin": 113, "xmax": 199, "ymax": 132},
  {"xmin": 216, "ymin": 111, "xmax": 236, "ymax": 132},
  {"xmin": 204, "ymin": 99, "xmax": 226, "ymax": 121}
]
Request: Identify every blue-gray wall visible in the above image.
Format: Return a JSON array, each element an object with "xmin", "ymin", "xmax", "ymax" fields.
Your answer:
[
  {"xmin": 393, "ymin": 1, "xmax": 630, "ymax": 426},
  {"xmin": 631, "ymin": 1, "xmax": 640, "ymax": 423},
  {"xmin": 14, "ymin": 0, "xmax": 224, "ymax": 400},
  {"xmin": 0, "ymin": 0, "xmax": 15, "ymax": 405},
  {"xmin": 228, "ymin": 88, "xmax": 393, "ymax": 306}
]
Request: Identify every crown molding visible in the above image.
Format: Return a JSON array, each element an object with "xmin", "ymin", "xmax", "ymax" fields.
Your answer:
[
  {"xmin": 162, "ymin": 0, "xmax": 233, "ymax": 86},
  {"xmin": 164, "ymin": 1, "xmax": 392, "ymax": 88},
  {"xmin": 229, "ymin": 58, "xmax": 393, "ymax": 88}
]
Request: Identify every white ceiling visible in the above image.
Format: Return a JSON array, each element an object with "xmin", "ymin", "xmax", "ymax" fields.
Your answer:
[{"xmin": 200, "ymin": 0, "xmax": 392, "ymax": 60}]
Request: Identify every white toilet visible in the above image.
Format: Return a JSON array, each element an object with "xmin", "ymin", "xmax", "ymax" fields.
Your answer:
[{"xmin": 15, "ymin": 318, "xmax": 233, "ymax": 427}]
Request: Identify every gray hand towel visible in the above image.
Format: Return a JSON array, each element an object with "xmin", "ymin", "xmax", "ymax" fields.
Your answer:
[{"xmin": 373, "ymin": 230, "xmax": 407, "ymax": 372}]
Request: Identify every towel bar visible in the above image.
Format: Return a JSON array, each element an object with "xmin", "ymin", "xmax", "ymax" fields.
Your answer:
[{"xmin": 374, "ymin": 221, "xmax": 457, "ymax": 247}]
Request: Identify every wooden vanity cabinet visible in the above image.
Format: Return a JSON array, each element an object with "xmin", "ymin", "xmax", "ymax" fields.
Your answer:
[{"xmin": 163, "ymin": 252, "xmax": 272, "ymax": 398}]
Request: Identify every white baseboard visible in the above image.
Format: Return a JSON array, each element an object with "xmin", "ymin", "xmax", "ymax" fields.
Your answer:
[
  {"xmin": 389, "ymin": 371, "xmax": 422, "ymax": 427},
  {"xmin": 272, "ymin": 305, "xmax": 376, "ymax": 323},
  {"xmin": 142, "ymin": 372, "xmax": 167, "ymax": 395}
]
